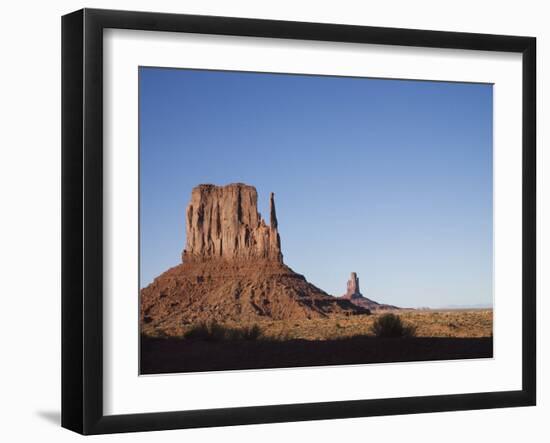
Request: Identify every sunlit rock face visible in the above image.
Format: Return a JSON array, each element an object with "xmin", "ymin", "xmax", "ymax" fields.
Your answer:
[
  {"xmin": 342, "ymin": 272, "xmax": 363, "ymax": 299},
  {"xmin": 182, "ymin": 183, "xmax": 282, "ymax": 263}
]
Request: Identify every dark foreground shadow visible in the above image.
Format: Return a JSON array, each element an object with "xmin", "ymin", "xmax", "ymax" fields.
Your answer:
[{"xmin": 141, "ymin": 336, "xmax": 493, "ymax": 375}]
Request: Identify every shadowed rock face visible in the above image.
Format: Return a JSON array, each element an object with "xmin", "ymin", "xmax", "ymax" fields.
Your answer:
[{"xmin": 183, "ymin": 183, "xmax": 282, "ymax": 263}]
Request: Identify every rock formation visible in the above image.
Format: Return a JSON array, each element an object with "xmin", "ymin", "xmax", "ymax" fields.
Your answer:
[
  {"xmin": 341, "ymin": 272, "xmax": 399, "ymax": 311},
  {"xmin": 343, "ymin": 272, "xmax": 363, "ymax": 299},
  {"xmin": 141, "ymin": 183, "xmax": 368, "ymax": 336},
  {"xmin": 182, "ymin": 184, "xmax": 282, "ymax": 263}
]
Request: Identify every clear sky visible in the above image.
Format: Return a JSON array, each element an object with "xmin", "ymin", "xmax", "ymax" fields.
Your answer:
[{"xmin": 139, "ymin": 67, "xmax": 493, "ymax": 309}]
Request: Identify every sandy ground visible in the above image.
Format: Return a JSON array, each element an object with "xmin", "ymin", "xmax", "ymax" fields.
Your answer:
[{"xmin": 145, "ymin": 309, "xmax": 493, "ymax": 340}]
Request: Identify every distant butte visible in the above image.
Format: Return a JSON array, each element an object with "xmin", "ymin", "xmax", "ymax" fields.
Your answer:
[
  {"xmin": 140, "ymin": 183, "xmax": 369, "ymax": 335},
  {"xmin": 342, "ymin": 272, "xmax": 363, "ymax": 300},
  {"xmin": 341, "ymin": 272, "xmax": 400, "ymax": 312}
]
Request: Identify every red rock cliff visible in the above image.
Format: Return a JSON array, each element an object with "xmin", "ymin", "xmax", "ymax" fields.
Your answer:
[{"xmin": 182, "ymin": 183, "xmax": 283, "ymax": 263}]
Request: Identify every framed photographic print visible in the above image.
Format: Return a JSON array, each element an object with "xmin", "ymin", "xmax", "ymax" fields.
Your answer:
[{"xmin": 61, "ymin": 8, "xmax": 536, "ymax": 435}]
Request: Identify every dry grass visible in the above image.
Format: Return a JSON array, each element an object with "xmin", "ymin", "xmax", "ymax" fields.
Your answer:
[
  {"xmin": 146, "ymin": 309, "xmax": 492, "ymax": 340},
  {"xmin": 184, "ymin": 322, "xmax": 262, "ymax": 341}
]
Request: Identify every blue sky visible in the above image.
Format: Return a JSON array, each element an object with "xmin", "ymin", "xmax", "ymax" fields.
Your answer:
[{"xmin": 139, "ymin": 67, "xmax": 493, "ymax": 308}]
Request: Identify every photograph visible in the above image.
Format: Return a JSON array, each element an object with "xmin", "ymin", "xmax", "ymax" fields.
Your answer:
[{"xmin": 138, "ymin": 67, "xmax": 494, "ymax": 374}]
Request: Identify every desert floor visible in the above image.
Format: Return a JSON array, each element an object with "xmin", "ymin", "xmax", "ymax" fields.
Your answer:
[{"xmin": 140, "ymin": 309, "xmax": 493, "ymax": 374}]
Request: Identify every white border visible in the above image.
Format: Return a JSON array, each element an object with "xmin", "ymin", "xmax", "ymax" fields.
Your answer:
[{"xmin": 103, "ymin": 29, "xmax": 522, "ymax": 415}]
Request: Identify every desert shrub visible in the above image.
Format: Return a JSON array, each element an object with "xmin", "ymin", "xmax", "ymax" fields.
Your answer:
[
  {"xmin": 371, "ymin": 313, "xmax": 416, "ymax": 338},
  {"xmin": 184, "ymin": 322, "xmax": 219, "ymax": 340},
  {"xmin": 241, "ymin": 324, "xmax": 262, "ymax": 340},
  {"xmin": 184, "ymin": 321, "xmax": 262, "ymax": 341}
]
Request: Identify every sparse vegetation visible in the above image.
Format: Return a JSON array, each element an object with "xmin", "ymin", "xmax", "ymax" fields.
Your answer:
[
  {"xmin": 371, "ymin": 313, "xmax": 416, "ymax": 338},
  {"xmin": 184, "ymin": 321, "xmax": 262, "ymax": 341},
  {"xmin": 241, "ymin": 324, "xmax": 262, "ymax": 340},
  {"xmin": 146, "ymin": 309, "xmax": 492, "ymax": 340},
  {"xmin": 142, "ymin": 311, "xmax": 494, "ymax": 373}
]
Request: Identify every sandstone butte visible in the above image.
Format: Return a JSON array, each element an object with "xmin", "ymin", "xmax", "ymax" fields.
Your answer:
[
  {"xmin": 341, "ymin": 272, "xmax": 399, "ymax": 312},
  {"xmin": 140, "ymin": 183, "xmax": 369, "ymax": 335}
]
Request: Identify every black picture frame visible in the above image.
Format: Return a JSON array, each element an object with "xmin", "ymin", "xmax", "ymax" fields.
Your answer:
[{"xmin": 62, "ymin": 8, "xmax": 536, "ymax": 435}]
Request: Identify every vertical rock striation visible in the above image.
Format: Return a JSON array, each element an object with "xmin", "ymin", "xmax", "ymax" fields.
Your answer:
[{"xmin": 182, "ymin": 183, "xmax": 283, "ymax": 263}]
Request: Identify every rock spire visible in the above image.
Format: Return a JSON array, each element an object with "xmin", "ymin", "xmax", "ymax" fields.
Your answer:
[
  {"xmin": 343, "ymin": 272, "xmax": 363, "ymax": 299},
  {"xmin": 341, "ymin": 272, "xmax": 400, "ymax": 311},
  {"xmin": 270, "ymin": 192, "xmax": 278, "ymax": 229}
]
